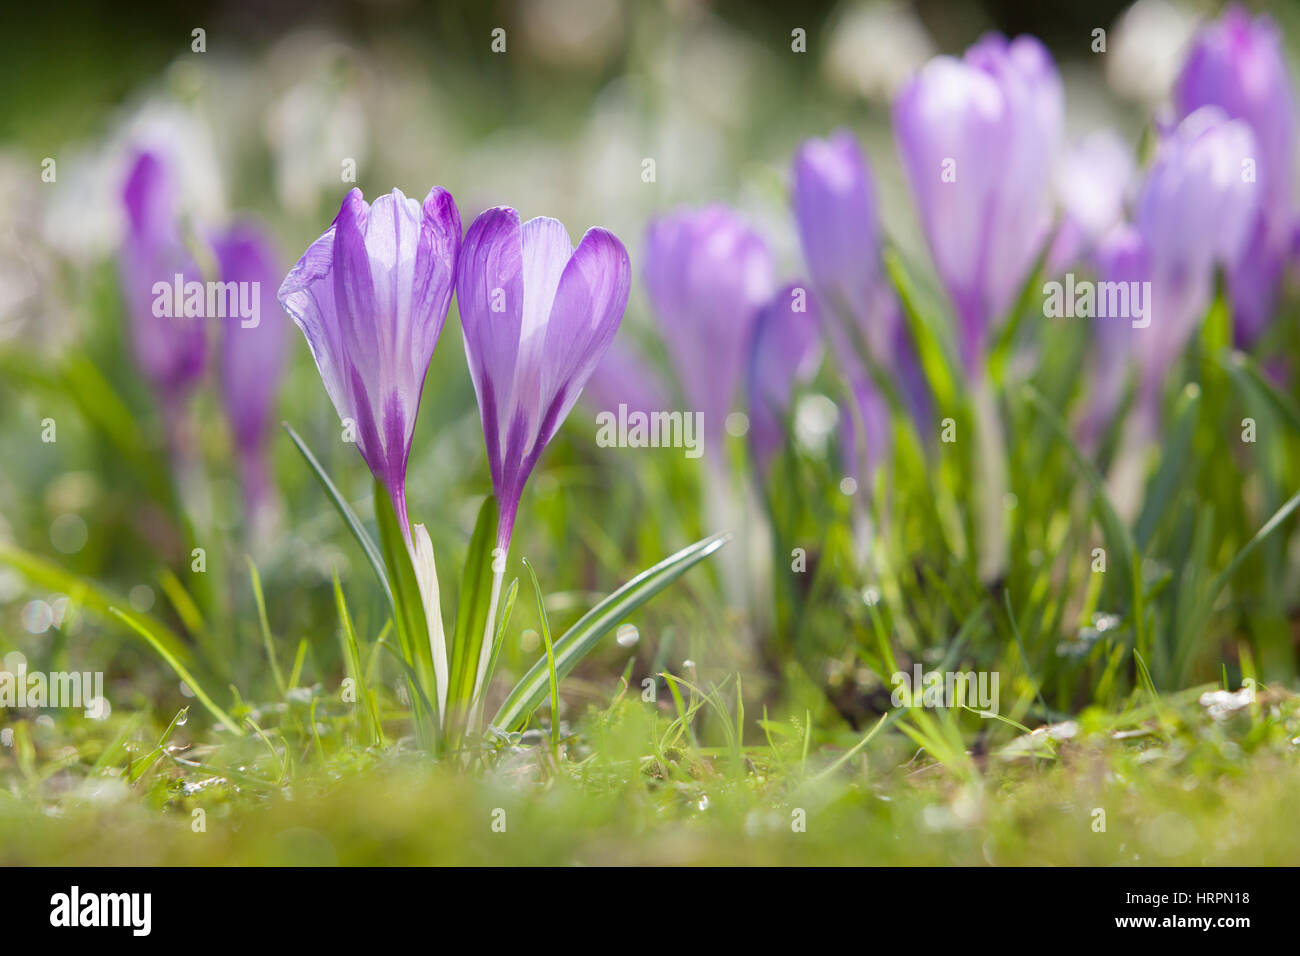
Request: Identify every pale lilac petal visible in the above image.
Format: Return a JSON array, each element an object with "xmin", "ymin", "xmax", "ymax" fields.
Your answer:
[
  {"xmin": 539, "ymin": 226, "xmax": 631, "ymax": 444},
  {"xmin": 457, "ymin": 206, "xmax": 524, "ymax": 480}
]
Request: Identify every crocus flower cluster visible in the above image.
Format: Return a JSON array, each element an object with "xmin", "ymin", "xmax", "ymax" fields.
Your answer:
[
  {"xmin": 643, "ymin": 135, "xmax": 908, "ymax": 493},
  {"xmin": 1096, "ymin": 108, "xmax": 1260, "ymax": 431},
  {"xmin": 119, "ymin": 150, "xmax": 287, "ymax": 522},
  {"xmin": 1174, "ymin": 5, "xmax": 1296, "ymax": 346},
  {"xmin": 280, "ymin": 189, "xmax": 631, "ymax": 555},
  {"xmin": 279, "ymin": 188, "xmax": 631, "ymax": 717}
]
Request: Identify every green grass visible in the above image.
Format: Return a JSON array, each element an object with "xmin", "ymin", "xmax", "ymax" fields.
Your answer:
[{"xmin": 1, "ymin": 673, "xmax": 1297, "ymax": 865}]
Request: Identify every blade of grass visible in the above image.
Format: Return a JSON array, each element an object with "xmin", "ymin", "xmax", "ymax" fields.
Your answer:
[
  {"xmin": 522, "ymin": 558, "xmax": 561, "ymax": 753},
  {"xmin": 106, "ymin": 608, "xmax": 242, "ymax": 735},
  {"xmin": 247, "ymin": 557, "xmax": 287, "ymax": 697},
  {"xmin": 283, "ymin": 422, "xmax": 391, "ymax": 608}
]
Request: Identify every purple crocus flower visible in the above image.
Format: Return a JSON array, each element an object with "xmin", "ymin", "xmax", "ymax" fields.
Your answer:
[
  {"xmin": 792, "ymin": 132, "xmax": 895, "ymax": 360},
  {"xmin": 214, "ymin": 223, "xmax": 288, "ymax": 524},
  {"xmin": 746, "ymin": 283, "xmax": 824, "ymax": 477},
  {"xmin": 278, "ymin": 187, "xmax": 462, "ymax": 536},
  {"xmin": 1092, "ymin": 109, "xmax": 1259, "ymax": 435},
  {"xmin": 457, "ymin": 207, "xmax": 631, "ymax": 551},
  {"xmin": 1175, "ymin": 5, "xmax": 1297, "ymax": 345},
  {"xmin": 642, "ymin": 206, "xmax": 776, "ymax": 452},
  {"xmin": 1134, "ymin": 109, "xmax": 1258, "ymax": 394},
  {"xmin": 792, "ymin": 130, "xmax": 928, "ymax": 436},
  {"xmin": 119, "ymin": 150, "xmax": 207, "ymax": 411},
  {"xmin": 893, "ymin": 34, "xmax": 1063, "ymax": 371},
  {"xmin": 1082, "ymin": 223, "xmax": 1147, "ymax": 447}
]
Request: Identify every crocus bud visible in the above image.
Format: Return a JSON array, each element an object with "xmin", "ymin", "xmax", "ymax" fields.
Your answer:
[
  {"xmin": 457, "ymin": 207, "xmax": 631, "ymax": 550},
  {"xmin": 747, "ymin": 283, "xmax": 824, "ymax": 477},
  {"xmin": 792, "ymin": 130, "xmax": 929, "ymax": 438},
  {"xmin": 792, "ymin": 132, "xmax": 895, "ymax": 359},
  {"xmin": 1175, "ymin": 5, "xmax": 1297, "ymax": 344},
  {"xmin": 893, "ymin": 34, "xmax": 1063, "ymax": 371},
  {"xmin": 278, "ymin": 187, "xmax": 462, "ymax": 535},
  {"xmin": 119, "ymin": 150, "xmax": 207, "ymax": 405},
  {"xmin": 642, "ymin": 206, "xmax": 776, "ymax": 452},
  {"xmin": 214, "ymin": 223, "xmax": 287, "ymax": 525}
]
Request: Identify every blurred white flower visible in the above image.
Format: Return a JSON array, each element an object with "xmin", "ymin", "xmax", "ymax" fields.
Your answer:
[
  {"xmin": 517, "ymin": 0, "xmax": 625, "ymax": 70},
  {"xmin": 1106, "ymin": 0, "xmax": 1198, "ymax": 106},
  {"xmin": 824, "ymin": 1, "xmax": 935, "ymax": 104},
  {"xmin": 263, "ymin": 33, "xmax": 369, "ymax": 215},
  {"xmin": 41, "ymin": 95, "xmax": 227, "ymax": 264}
]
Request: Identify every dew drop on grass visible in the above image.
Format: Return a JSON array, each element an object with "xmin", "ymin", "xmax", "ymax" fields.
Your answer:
[{"xmin": 615, "ymin": 623, "xmax": 639, "ymax": 647}]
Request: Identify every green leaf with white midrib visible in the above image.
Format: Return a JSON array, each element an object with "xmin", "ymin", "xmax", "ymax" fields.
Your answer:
[{"xmin": 491, "ymin": 532, "xmax": 730, "ymax": 732}]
